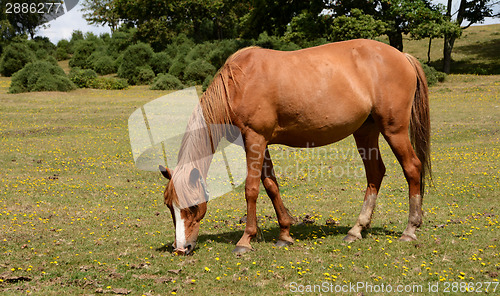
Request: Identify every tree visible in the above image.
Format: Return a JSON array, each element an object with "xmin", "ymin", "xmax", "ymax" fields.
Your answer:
[
  {"xmin": 410, "ymin": 4, "xmax": 461, "ymax": 63},
  {"xmin": 112, "ymin": 0, "xmax": 251, "ymax": 47},
  {"xmin": 81, "ymin": 0, "xmax": 121, "ymax": 32},
  {"xmin": 442, "ymin": 0, "xmax": 496, "ymax": 73},
  {"xmin": 240, "ymin": 0, "xmax": 324, "ymax": 39},
  {"xmin": 329, "ymin": 8, "xmax": 385, "ymax": 41},
  {"xmin": 329, "ymin": 0, "xmax": 442, "ymax": 51}
]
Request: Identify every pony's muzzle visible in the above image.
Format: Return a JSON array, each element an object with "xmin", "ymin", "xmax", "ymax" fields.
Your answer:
[{"xmin": 174, "ymin": 242, "xmax": 196, "ymax": 255}]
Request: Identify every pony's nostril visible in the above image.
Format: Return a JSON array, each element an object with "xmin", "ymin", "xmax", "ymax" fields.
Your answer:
[{"xmin": 185, "ymin": 243, "xmax": 193, "ymax": 252}]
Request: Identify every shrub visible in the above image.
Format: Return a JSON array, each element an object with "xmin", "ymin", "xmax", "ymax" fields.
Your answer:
[
  {"xmin": 68, "ymin": 30, "xmax": 84, "ymax": 54},
  {"xmin": 151, "ymin": 51, "xmax": 172, "ymax": 74},
  {"xmin": 88, "ymin": 76, "xmax": 129, "ymax": 90},
  {"xmin": 0, "ymin": 42, "xmax": 35, "ymax": 76},
  {"xmin": 55, "ymin": 47, "xmax": 69, "ymax": 60},
  {"xmin": 185, "ymin": 42, "xmax": 216, "ymax": 62},
  {"xmin": 88, "ymin": 51, "xmax": 117, "ymax": 75},
  {"xmin": 422, "ymin": 63, "xmax": 446, "ymax": 86},
  {"xmin": 69, "ymin": 40, "xmax": 98, "ymax": 69},
  {"xmin": 117, "ymin": 42, "xmax": 154, "ymax": 84},
  {"xmin": 100, "ymin": 33, "xmax": 111, "ymax": 43},
  {"xmin": 35, "ymin": 49, "xmax": 49, "ymax": 60},
  {"xmin": 68, "ymin": 67, "xmax": 98, "ymax": 88},
  {"xmin": 29, "ymin": 37, "xmax": 56, "ymax": 55},
  {"xmin": 84, "ymin": 32, "xmax": 105, "ymax": 47},
  {"xmin": 136, "ymin": 66, "xmax": 155, "ymax": 85},
  {"xmin": 56, "ymin": 39, "xmax": 71, "ymax": 60},
  {"xmin": 183, "ymin": 59, "xmax": 216, "ymax": 84},
  {"xmin": 202, "ymin": 75, "xmax": 213, "ymax": 92},
  {"xmin": 45, "ymin": 55, "xmax": 59, "ymax": 66},
  {"xmin": 208, "ymin": 39, "xmax": 242, "ymax": 69},
  {"xmin": 168, "ymin": 56, "xmax": 188, "ymax": 80},
  {"xmin": 107, "ymin": 30, "xmax": 135, "ymax": 58},
  {"xmin": 150, "ymin": 73, "xmax": 184, "ymax": 90},
  {"xmin": 9, "ymin": 61, "xmax": 75, "ymax": 93},
  {"xmin": 255, "ymin": 32, "xmax": 280, "ymax": 49}
]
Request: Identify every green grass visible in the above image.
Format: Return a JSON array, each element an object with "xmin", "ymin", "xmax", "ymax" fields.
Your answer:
[{"xmin": 1, "ymin": 28, "xmax": 500, "ymax": 294}]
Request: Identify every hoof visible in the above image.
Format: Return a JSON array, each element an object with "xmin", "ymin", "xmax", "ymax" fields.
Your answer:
[
  {"xmin": 275, "ymin": 240, "xmax": 293, "ymax": 247},
  {"xmin": 399, "ymin": 234, "xmax": 417, "ymax": 242},
  {"xmin": 343, "ymin": 234, "xmax": 361, "ymax": 243},
  {"xmin": 232, "ymin": 246, "xmax": 253, "ymax": 254}
]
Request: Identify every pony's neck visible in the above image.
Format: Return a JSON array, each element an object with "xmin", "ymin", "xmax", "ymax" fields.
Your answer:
[{"xmin": 177, "ymin": 104, "xmax": 224, "ymax": 180}]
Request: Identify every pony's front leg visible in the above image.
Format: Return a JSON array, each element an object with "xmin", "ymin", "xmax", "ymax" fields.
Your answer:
[
  {"xmin": 261, "ymin": 147, "xmax": 295, "ymax": 247},
  {"xmin": 233, "ymin": 133, "xmax": 267, "ymax": 254}
]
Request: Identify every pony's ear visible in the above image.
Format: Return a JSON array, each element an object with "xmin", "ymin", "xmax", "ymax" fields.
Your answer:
[
  {"xmin": 159, "ymin": 165, "xmax": 172, "ymax": 180},
  {"xmin": 189, "ymin": 168, "xmax": 201, "ymax": 186}
]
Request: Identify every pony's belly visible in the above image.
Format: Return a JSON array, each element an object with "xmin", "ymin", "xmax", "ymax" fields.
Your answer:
[{"xmin": 269, "ymin": 123, "xmax": 362, "ymax": 148}]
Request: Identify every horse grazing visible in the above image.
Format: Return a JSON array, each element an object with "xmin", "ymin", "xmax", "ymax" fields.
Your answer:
[{"xmin": 160, "ymin": 39, "xmax": 431, "ymax": 255}]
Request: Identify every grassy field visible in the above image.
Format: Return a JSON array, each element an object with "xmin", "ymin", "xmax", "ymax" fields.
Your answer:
[{"xmin": 1, "ymin": 27, "xmax": 499, "ymax": 295}]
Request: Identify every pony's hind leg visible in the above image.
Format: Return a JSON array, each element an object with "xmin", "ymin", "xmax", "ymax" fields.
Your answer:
[
  {"xmin": 344, "ymin": 120, "xmax": 386, "ymax": 242},
  {"xmin": 382, "ymin": 131, "xmax": 423, "ymax": 241},
  {"xmin": 261, "ymin": 147, "xmax": 295, "ymax": 247}
]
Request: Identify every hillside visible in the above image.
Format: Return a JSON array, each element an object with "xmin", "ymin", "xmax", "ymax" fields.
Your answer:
[{"xmin": 403, "ymin": 23, "xmax": 500, "ymax": 74}]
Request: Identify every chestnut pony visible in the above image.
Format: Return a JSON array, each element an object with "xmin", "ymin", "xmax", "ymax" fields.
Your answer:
[{"xmin": 160, "ymin": 39, "xmax": 431, "ymax": 255}]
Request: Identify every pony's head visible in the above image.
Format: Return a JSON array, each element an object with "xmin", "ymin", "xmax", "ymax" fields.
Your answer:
[{"xmin": 160, "ymin": 165, "xmax": 208, "ymax": 255}]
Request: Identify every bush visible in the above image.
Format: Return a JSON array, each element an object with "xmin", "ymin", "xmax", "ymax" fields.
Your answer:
[
  {"xmin": 168, "ymin": 56, "xmax": 188, "ymax": 80},
  {"xmin": 9, "ymin": 61, "xmax": 75, "ymax": 93},
  {"xmin": 45, "ymin": 55, "xmax": 59, "ymax": 66},
  {"xmin": 185, "ymin": 42, "xmax": 216, "ymax": 62},
  {"xmin": 183, "ymin": 59, "xmax": 216, "ymax": 84},
  {"xmin": 207, "ymin": 39, "xmax": 244, "ymax": 69},
  {"xmin": 136, "ymin": 66, "xmax": 155, "ymax": 85},
  {"xmin": 35, "ymin": 49, "xmax": 49, "ymax": 60},
  {"xmin": 0, "ymin": 42, "xmax": 35, "ymax": 76},
  {"xmin": 88, "ymin": 51, "xmax": 117, "ymax": 75},
  {"xmin": 255, "ymin": 32, "xmax": 300, "ymax": 51},
  {"xmin": 56, "ymin": 39, "xmax": 71, "ymax": 60},
  {"xmin": 68, "ymin": 67, "xmax": 98, "ymax": 88},
  {"xmin": 55, "ymin": 47, "xmax": 69, "ymax": 61},
  {"xmin": 117, "ymin": 42, "xmax": 154, "ymax": 84},
  {"xmin": 150, "ymin": 73, "xmax": 184, "ymax": 90},
  {"xmin": 164, "ymin": 33, "xmax": 195, "ymax": 58},
  {"xmin": 422, "ymin": 63, "xmax": 446, "ymax": 86},
  {"xmin": 88, "ymin": 76, "xmax": 129, "ymax": 90},
  {"xmin": 151, "ymin": 51, "xmax": 172, "ymax": 74},
  {"xmin": 69, "ymin": 40, "xmax": 98, "ymax": 69},
  {"xmin": 68, "ymin": 30, "xmax": 84, "ymax": 54},
  {"xmin": 107, "ymin": 30, "xmax": 135, "ymax": 58},
  {"xmin": 29, "ymin": 37, "xmax": 56, "ymax": 55},
  {"xmin": 202, "ymin": 75, "xmax": 213, "ymax": 92}
]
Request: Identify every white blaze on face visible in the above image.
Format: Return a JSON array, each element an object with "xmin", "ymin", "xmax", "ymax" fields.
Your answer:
[{"xmin": 173, "ymin": 205, "xmax": 187, "ymax": 249}]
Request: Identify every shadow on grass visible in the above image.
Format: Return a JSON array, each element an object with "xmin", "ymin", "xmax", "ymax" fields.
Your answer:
[
  {"xmin": 455, "ymin": 38, "xmax": 500, "ymax": 61},
  {"xmin": 156, "ymin": 223, "xmax": 403, "ymax": 253}
]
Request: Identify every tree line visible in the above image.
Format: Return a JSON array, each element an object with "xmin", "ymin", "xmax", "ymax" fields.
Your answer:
[{"xmin": 1, "ymin": 0, "xmax": 499, "ymax": 74}]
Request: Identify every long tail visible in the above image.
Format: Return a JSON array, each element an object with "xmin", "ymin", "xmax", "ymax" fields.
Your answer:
[{"xmin": 405, "ymin": 54, "xmax": 432, "ymax": 196}]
